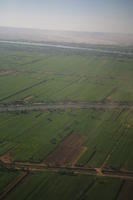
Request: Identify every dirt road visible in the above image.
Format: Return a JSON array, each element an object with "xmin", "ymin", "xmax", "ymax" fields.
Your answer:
[
  {"xmin": 3, "ymin": 161, "xmax": 133, "ymax": 181},
  {"xmin": 0, "ymin": 102, "xmax": 133, "ymax": 113}
]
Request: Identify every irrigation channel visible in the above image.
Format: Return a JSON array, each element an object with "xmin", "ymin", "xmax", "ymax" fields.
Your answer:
[{"xmin": 0, "ymin": 40, "xmax": 133, "ymax": 56}]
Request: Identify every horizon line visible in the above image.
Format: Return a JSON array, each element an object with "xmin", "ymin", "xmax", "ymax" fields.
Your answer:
[{"xmin": 0, "ymin": 25, "xmax": 133, "ymax": 35}]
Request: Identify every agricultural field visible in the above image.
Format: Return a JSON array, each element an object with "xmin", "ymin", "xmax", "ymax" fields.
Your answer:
[
  {"xmin": 4, "ymin": 172, "xmax": 123, "ymax": 200},
  {"xmin": 0, "ymin": 169, "xmax": 19, "ymax": 195},
  {"xmin": 0, "ymin": 109, "xmax": 133, "ymax": 170},
  {"xmin": 0, "ymin": 42, "xmax": 133, "ymax": 199},
  {"xmin": 0, "ymin": 43, "xmax": 133, "ymax": 104}
]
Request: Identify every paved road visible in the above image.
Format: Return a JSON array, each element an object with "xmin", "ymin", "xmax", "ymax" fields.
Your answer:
[
  {"xmin": 0, "ymin": 102, "xmax": 133, "ymax": 112},
  {"xmin": 0, "ymin": 40, "xmax": 133, "ymax": 56}
]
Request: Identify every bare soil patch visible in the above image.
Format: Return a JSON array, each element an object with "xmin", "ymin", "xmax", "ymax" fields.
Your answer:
[
  {"xmin": 107, "ymin": 96, "xmax": 112, "ymax": 101},
  {"xmin": 24, "ymin": 96, "xmax": 33, "ymax": 103},
  {"xmin": 45, "ymin": 133, "xmax": 86, "ymax": 166},
  {"xmin": 0, "ymin": 70, "xmax": 13, "ymax": 76},
  {"xmin": 127, "ymin": 124, "xmax": 131, "ymax": 129},
  {"xmin": 0, "ymin": 151, "xmax": 13, "ymax": 164},
  {"xmin": 95, "ymin": 168, "xmax": 103, "ymax": 176}
]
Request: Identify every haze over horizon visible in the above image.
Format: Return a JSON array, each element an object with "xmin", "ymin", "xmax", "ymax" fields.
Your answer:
[{"xmin": 0, "ymin": 0, "xmax": 133, "ymax": 34}]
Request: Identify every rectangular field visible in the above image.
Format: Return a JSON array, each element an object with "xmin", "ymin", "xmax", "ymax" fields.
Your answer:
[{"xmin": 45, "ymin": 133, "xmax": 86, "ymax": 166}]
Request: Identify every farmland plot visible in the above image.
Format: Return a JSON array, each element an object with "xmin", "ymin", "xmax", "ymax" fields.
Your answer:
[
  {"xmin": 0, "ymin": 44, "xmax": 133, "ymax": 104},
  {"xmin": 0, "ymin": 109, "xmax": 133, "ymax": 172},
  {"xmin": 4, "ymin": 172, "xmax": 123, "ymax": 200},
  {"xmin": 0, "ymin": 169, "xmax": 19, "ymax": 195},
  {"xmin": 0, "ymin": 43, "xmax": 133, "ymax": 199}
]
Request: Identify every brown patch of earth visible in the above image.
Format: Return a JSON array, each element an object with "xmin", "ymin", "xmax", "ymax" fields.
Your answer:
[
  {"xmin": 0, "ymin": 70, "xmax": 13, "ymax": 76},
  {"xmin": 107, "ymin": 96, "xmax": 112, "ymax": 101},
  {"xmin": 0, "ymin": 151, "xmax": 13, "ymax": 164},
  {"xmin": 95, "ymin": 168, "xmax": 103, "ymax": 176},
  {"xmin": 127, "ymin": 124, "xmax": 131, "ymax": 129},
  {"xmin": 95, "ymin": 154, "xmax": 111, "ymax": 175},
  {"xmin": 24, "ymin": 96, "xmax": 33, "ymax": 103},
  {"xmin": 45, "ymin": 133, "xmax": 87, "ymax": 167}
]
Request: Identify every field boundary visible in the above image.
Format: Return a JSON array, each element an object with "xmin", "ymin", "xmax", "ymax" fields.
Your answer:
[{"xmin": 2, "ymin": 161, "xmax": 133, "ymax": 181}]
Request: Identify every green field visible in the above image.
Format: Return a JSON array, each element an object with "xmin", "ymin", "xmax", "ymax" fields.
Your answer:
[
  {"xmin": 0, "ymin": 169, "xmax": 19, "ymax": 195},
  {"xmin": 0, "ymin": 43, "xmax": 133, "ymax": 199},
  {"xmin": 0, "ymin": 44, "xmax": 133, "ymax": 103},
  {"xmin": 5, "ymin": 172, "xmax": 122, "ymax": 200},
  {"xmin": 0, "ymin": 109, "xmax": 133, "ymax": 170}
]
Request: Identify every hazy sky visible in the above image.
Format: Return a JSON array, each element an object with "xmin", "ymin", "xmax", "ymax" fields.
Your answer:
[{"xmin": 0, "ymin": 0, "xmax": 133, "ymax": 33}]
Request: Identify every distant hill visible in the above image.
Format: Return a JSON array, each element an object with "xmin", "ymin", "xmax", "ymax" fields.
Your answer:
[{"xmin": 0, "ymin": 26, "xmax": 133, "ymax": 46}]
